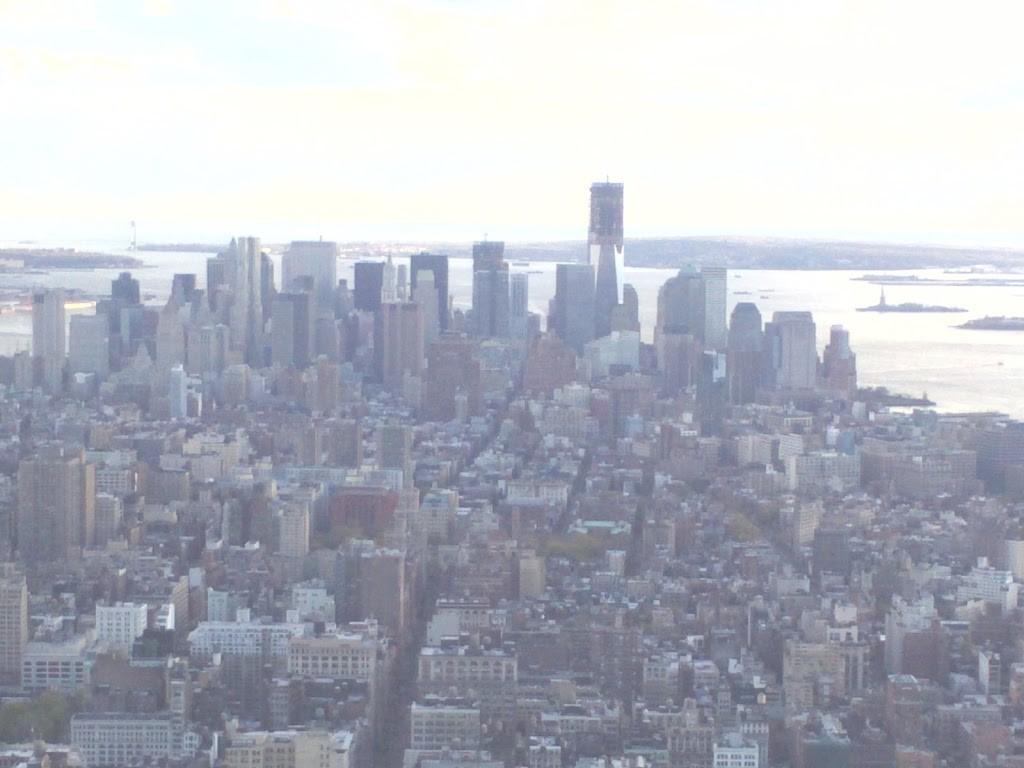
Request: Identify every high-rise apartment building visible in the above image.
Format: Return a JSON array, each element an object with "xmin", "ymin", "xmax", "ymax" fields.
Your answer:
[
  {"xmin": 589, "ymin": 182, "xmax": 624, "ymax": 339},
  {"xmin": 32, "ymin": 288, "xmax": 65, "ymax": 391},
  {"xmin": 277, "ymin": 503, "xmax": 310, "ymax": 560},
  {"xmin": 411, "ymin": 252, "xmax": 450, "ymax": 330},
  {"xmin": 17, "ymin": 445, "xmax": 95, "ymax": 562}
]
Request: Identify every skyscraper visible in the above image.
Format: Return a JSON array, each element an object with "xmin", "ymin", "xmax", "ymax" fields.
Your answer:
[
  {"xmin": 18, "ymin": 445, "xmax": 95, "ymax": 562},
  {"xmin": 326, "ymin": 418, "xmax": 362, "ymax": 468},
  {"xmin": 170, "ymin": 273, "xmax": 196, "ymax": 305},
  {"xmin": 111, "ymin": 272, "xmax": 141, "ymax": 305},
  {"xmin": 374, "ymin": 302, "xmax": 424, "ymax": 390},
  {"xmin": 283, "ymin": 241, "xmax": 338, "ymax": 308},
  {"xmin": 208, "ymin": 237, "xmax": 266, "ymax": 366},
  {"xmin": 611, "ymin": 283, "xmax": 640, "ymax": 333},
  {"xmin": 155, "ymin": 297, "xmax": 186, "ymax": 372},
  {"xmin": 727, "ymin": 302, "xmax": 764, "ymax": 404},
  {"xmin": 424, "ymin": 335, "xmax": 481, "ymax": 421},
  {"xmin": 701, "ymin": 266, "xmax": 728, "ymax": 350},
  {"xmin": 551, "ymin": 263, "xmax": 595, "ymax": 354},
  {"xmin": 822, "ymin": 325, "xmax": 857, "ymax": 396},
  {"xmin": 589, "ymin": 182, "xmax": 624, "ymax": 339},
  {"xmin": 509, "ymin": 272, "xmax": 529, "ymax": 339},
  {"xmin": 68, "ymin": 314, "xmax": 110, "ymax": 378},
  {"xmin": 0, "ymin": 565, "xmax": 27, "ymax": 686},
  {"xmin": 377, "ymin": 423, "xmax": 413, "ymax": 489},
  {"xmin": 471, "ymin": 241, "xmax": 509, "ymax": 338},
  {"xmin": 413, "ymin": 272, "xmax": 441, "ymax": 348},
  {"xmin": 410, "ymin": 252, "xmax": 449, "ymax": 331},
  {"xmin": 656, "ymin": 267, "xmax": 702, "ymax": 340},
  {"xmin": 766, "ymin": 311, "xmax": 818, "ymax": 390},
  {"xmin": 168, "ymin": 364, "xmax": 188, "ymax": 419},
  {"xmin": 272, "ymin": 292, "xmax": 314, "ymax": 369},
  {"xmin": 353, "ymin": 261, "xmax": 385, "ymax": 312},
  {"xmin": 382, "ymin": 255, "xmax": 398, "ymax": 303},
  {"xmin": 32, "ymin": 288, "xmax": 65, "ymax": 392}
]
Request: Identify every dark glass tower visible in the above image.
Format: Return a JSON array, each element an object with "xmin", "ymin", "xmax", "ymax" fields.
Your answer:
[
  {"xmin": 353, "ymin": 261, "xmax": 385, "ymax": 312},
  {"xmin": 471, "ymin": 241, "xmax": 509, "ymax": 338}
]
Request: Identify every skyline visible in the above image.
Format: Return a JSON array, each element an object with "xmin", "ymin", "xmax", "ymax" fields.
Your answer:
[{"xmin": 3, "ymin": 1, "xmax": 1024, "ymax": 247}]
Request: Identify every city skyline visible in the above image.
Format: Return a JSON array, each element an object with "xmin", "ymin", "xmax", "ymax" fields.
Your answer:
[{"xmin": 3, "ymin": 1, "xmax": 1024, "ymax": 247}]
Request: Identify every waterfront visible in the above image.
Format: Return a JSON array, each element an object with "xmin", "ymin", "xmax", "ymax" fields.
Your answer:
[{"xmin": 0, "ymin": 241, "xmax": 1021, "ymax": 417}]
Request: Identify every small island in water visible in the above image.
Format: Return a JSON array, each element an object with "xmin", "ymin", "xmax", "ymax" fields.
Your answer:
[
  {"xmin": 957, "ymin": 316, "xmax": 1024, "ymax": 331},
  {"xmin": 857, "ymin": 289, "xmax": 965, "ymax": 313}
]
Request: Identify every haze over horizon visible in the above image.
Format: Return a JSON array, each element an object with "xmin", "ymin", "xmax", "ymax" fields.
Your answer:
[{"xmin": 3, "ymin": 0, "xmax": 1024, "ymax": 247}]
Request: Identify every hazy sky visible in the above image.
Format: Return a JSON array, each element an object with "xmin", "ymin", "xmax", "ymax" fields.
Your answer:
[{"xmin": 2, "ymin": 0, "xmax": 1023, "ymax": 246}]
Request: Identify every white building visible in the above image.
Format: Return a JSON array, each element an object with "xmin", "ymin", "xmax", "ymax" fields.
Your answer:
[
  {"xmin": 714, "ymin": 732, "xmax": 760, "ymax": 768},
  {"xmin": 287, "ymin": 632, "xmax": 377, "ymax": 682},
  {"xmin": 292, "ymin": 582, "xmax": 335, "ymax": 622},
  {"xmin": 786, "ymin": 451, "xmax": 861, "ymax": 493},
  {"xmin": 410, "ymin": 698, "xmax": 481, "ymax": 750},
  {"xmin": 224, "ymin": 728, "xmax": 352, "ymax": 768},
  {"xmin": 21, "ymin": 634, "xmax": 92, "ymax": 693},
  {"xmin": 95, "ymin": 602, "xmax": 148, "ymax": 652},
  {"xmin": 957, "ymin": 558, "xmax": 1019, "ymax": 615},
  {"xmin": 188, "ymin": 617, "xmax": 306, "ymax": 665},
  {"xmin": 71, "ymin": 712, "xmax": 196, "ymax": 767}
]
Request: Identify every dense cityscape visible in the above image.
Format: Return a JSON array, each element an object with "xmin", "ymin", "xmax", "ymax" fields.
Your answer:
[{"xmin": 0, "ymin": 180, "xmax": 1018, "ymax": 768}]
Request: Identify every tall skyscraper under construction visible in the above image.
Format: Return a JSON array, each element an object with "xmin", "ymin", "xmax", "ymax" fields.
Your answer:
[{"xmin": 589, "ymin": 182, "xmax": 624, "ymax": 340}]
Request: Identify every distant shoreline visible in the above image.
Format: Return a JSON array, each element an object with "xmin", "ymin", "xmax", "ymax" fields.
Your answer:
[
  {"xmin": 0, "ymin": 248, "xmax": 142, "ymax": 270},
  {"xmin": 128, "ymin": 235, "xmax": 1024, "ymax": 271}
]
